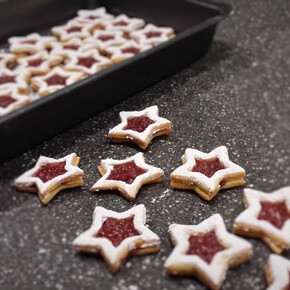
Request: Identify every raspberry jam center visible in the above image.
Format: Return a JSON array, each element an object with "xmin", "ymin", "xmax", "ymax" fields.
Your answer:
[
  {"xmin": 87, "ymin": 15, "xmax": 99, "ymax": 20},
  {"xmin": 107, "ymin": 161, "xmax": 147, "ymax": 184},
  {"xmin": 45, "ymin": 74, "xmax": 67, "ymax": 86},
  {"xmin": 0, "ymin": 75, "xmax": 16, "ymax": 85},
  {"xmin": 145, "ymin": 31, "xmax": 162, "ymax": 38},
  {"xmin": 114, "ymin": 20, "xmax": 128, "ymax": 26},
  {"xmin": 77, "ymin": 57, "xmax": 99, "ymax": 68},
  {"xmin": 98, "ymin": 35, "xmax": 114, "ymax": 41},
  {"xmin": 63, "ymin": 44, "xmax": 79, "ymax": 50},
  {"xmin": 192, "ymin": 158, "xmax": 226, "ymax": 178},
  {"xmin": 67, "ymin": 26, "xmax": 82, "ymax": 33},
  {"xmin": 186, "ymin": 230, "xmax": 226, "ymax": 264},
  {"xmin": 258, "ymin": 202, "xmax": 290, "ymax": 229},
  {"xmin": 28, "ymin": 59, "xmax": 43, "ymax": 67},
  {"xmin": 95, "ymin": 217, "xmax": 140, "ymax": 247},
  {"xmin": 123, "ymin": 115, "xmax": 155, "ymax": 133},
  {"xmin": 0, "ymin": 95, "xmax": 16, "ymax": 108},
  {"xmin": 33, "ymin": 161, "xmax": 67, "ymax": 183},
  {"xmin": 121, "ymin": 47, "xmax": 140, "ymax": 54},
  {"xmin": 21, "ymin": 40, "xmax": 37, "ymax": 44}
]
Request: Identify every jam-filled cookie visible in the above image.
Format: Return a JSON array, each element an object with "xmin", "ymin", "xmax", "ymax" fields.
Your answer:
[
  {"xmin": 234, "ymin": 187, "xmax": 290, "ymax": 253},
  {"xmin": 0, "ymin": 53, "xmax": 17, "ymax": 69},
  {"xmin": 76, "ymin": 7, "xmax": 114, "ymax": 22},
  {"xmin": 73, "ymin": 204, "xmax": 160, "ymax": 273},
  {"xmin": 108, "ymin": 105, "xmax": 172, "ymax": 150},
  {"xmin": 91, "ymin": 152, "xmax": 164, "ymax": 201},
  {"xmin": 14, "ymin": 153, "xmax": 84, "ymax": 204},
  {"xmin": 165, "ymin": 214, "xmax": 252, "ymax": 290},
  {"xmin": 170, "ymin": 146, "xmax": 246, "ymax": 201}
]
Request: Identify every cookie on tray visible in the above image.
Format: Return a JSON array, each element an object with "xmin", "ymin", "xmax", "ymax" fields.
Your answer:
[
  {"xmin": 14, "ymin": 153, "xmax": 84, "ymax": 204},
  {"xmin": 0, "ymin": 53, "xmax": 17, "ymax": 69},
  {"xmin": 73, "ymin": 204, "xmax": 160, "ymax": 273},
  {"xmin": 108, "ymin": 105, "xmax": 172, "ymax": 149},
  {"xmin": 165, "ymin": 214, "xmax": 252, "ymax": 290},
  {"xmin": 234, "ymin": 187, "xmax": 290, "ymax": 253},
  {"xmin": 91, "ymin": 152, "xmax": 164, "ymax": 201},
  {"xmin": 170, "ymin": 146, "xmax": 246, "ymax": 201}
]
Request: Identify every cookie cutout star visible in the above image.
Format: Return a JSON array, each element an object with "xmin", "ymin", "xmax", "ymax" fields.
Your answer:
[
  {"xmin": 234, "ymin": 187, "xmax": 290, "ymax": 253},
  {"xmin": 91, "ymin": 152, "xmax": 164, "ymax": 201},
  {"xmin": 165, "ymin": 214, "xmax": 252, "ymax": 290},
  {"xmin": 265, "ymin": 254, "xmax": 290, "ymax": 290},
  {"xmin": 170, "ymin": 146, "xmax": 246, "ymax": 201},
  {"xmin": 73, "ymin": 204, "xmax": 160, "ymax": 273},
  {"xmin": 14, "ymin": 153, "xmax": 84, "ymax": 204},
  {"xmin": 108, "ymin": 105, "xmax": 172, "ymax": 149}
]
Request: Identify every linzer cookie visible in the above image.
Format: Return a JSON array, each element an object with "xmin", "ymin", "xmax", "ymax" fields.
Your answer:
[
  {"xmin": 165, "ymin": 214, "xmax": 252, "ymax": 290},
  {"xmin": 130, "ymin": 24, "xmax": 175, "ymax": 46},
  {"xmin": 234, "ymin": 187, "xmax": 290, "ymax": 253},
  {"xmin": 108, "ymin": 105, "xmax": 172, "ymax": 149},
  {"xmin": 31, "ymin": 66, "xmax": 83, "ymax": 96},
  {"xmin": 0, "ymin": 87, "xmax": 30, "ymax": 116},
  {"xmin": 76, "ymin": 7, "xmax": 114, "ymax": 22},
  {"xmin": 91, "ymin": 152, "xmax": 164, "ymax": 201},
  {"xmin": 170, "ymin": 146, "xmax": 246, "ymax": 201},
  {"xmin": 105, "ymin": 40, "xmax": 151, "ymax": 63},
  {"xmin": 73, "ymin": 204, "xmax": 160, "ymax": 273},
  {"xmin": 14, "ymin": 153, "xmax": 84, "ymax": 204},
  {"xmin": 265, "ymin": 254, "xmax": 290, "ymax": 290},
  {"xmin": 0, "ymin": 53, "xmax": 17, "ymax": 69}
]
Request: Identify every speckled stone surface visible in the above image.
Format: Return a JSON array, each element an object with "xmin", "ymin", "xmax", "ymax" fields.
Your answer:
[{"xmin": 1, "ymin": 0, "xmax": 290, "ymax": 289}]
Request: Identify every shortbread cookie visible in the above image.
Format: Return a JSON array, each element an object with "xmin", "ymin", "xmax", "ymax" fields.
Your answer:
[
  {"xmin": 130, "ymin": 24, "xmax": 175, "ymax": 46},
  {"xmin": 16, "ymin": 51, "xmax": 63, "ymax": 76},
  {"xmin": 0, "ymin": 53, "xmax": 17, "ymax": 69},
  {"xmin": 170, "ymin": 146, "xmax": 246, "ymax": 201},
  {"xmin": 8, "ymin": 33, "xmax": 56, "ymax": 55},
  {"xmin": 73, "ymin": 204, "xmax": 160, "ymax": 273},
  {"xmin": 64, "ymin": 50, "xmax": 111, "ymax": 75},
  {"xmin": 165, "ymin": 214, "xmax": 252, "ymax": 290},
  {"xmin": 31, "ymin": 66, "xmax": 83, "ymax": 96},
  {"xmin": 108, "ymin": 105, "xmax": 172, "ymax": 149},
  {"xmin": 265, "ymin": 254, "xmax": 290, "ymax": 290},
  {"xmin": 104, "ymin": 40, "xmax": 151, "ymax": 63},
  {"xmin": 0, "ymin": 68, "xmax": 30, "ymax": 95},
  {"xmin": 91, "ymin": 152, "xmax": 164, "ymax": 201},
  {"xmin": 77, "ymin": 7, "xmax": 114, "ymax": 21},
  {"xmin": 0, "ymin": 87, "xmax": 30, "ymax": 116},
  {"xmin": 14, "ymin": 153, "xmax": 84, "ymax": 204},
  {"xmin": 234, "ymin": 187, "xmax": 290, "ymax": 253}
]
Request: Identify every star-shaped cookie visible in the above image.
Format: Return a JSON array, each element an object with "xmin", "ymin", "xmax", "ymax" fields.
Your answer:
[
  {"xmin": 108, "ymin": 105, "xmax": 172, "ymax": 149},
  {"xmin": 165, "ymin": 214, "xmax": 252, "ymax": 290},
  {"xmin": 170, "ymin": 146, "xmax": 246, "ymax": 201},
  {"xmin": 14, "ymin": 153, "xmax": 84, "ymax": 204},
  {"xmin": 91, "ymin": 152, "xmax": 164, "ymax": 201},
  {"xmin": 73, "ymin": 204, "xmax": 160, "ymax": 273},
  {"xmin": 265, "ymin": 254, "xmax": 290, "ymax": 290},
  {"xmin": 234, "ymin": 187, "xmax": 290, "ymax": 253}
]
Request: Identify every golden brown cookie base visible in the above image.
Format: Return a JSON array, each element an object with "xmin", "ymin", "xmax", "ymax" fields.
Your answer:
[{"xmin": 264, "ymin": 264, "xmax": 273, "ymax": 287}]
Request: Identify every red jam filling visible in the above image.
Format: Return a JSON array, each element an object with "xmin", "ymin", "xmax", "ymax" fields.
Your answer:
[
  {"xmin": 45, "ymin": 74, "xmax": 67, "ymax": 86},
  {"xmin": 113, "ymin": 20, "xmax": 129, "ymax": 26},
  {"xmin": 186, "ymin": 231, "xmax": 226, "ymax": 264},
  {"xmin": 145, "ymin": 31, "xmax": 162, "ymax": 38},
  {"xmin": 258, "ymin": 202, "xmax": 290, "ymax": 229},
  {"xmin": 192, "ymin": 158, "xmax": 226, "ymax": 178},
  {"xmin": 28, "ymin": 59, "xmax": 43, "ymax": 67},
  {"xmin": 98, "ymin": 35, "xmax": 114, "ymax": 41},
  {"xmin": 63, "ymin": 44, "xmax": 79, "ymax": 50},
  {"xmin": 0, "ymin": 75, "xmax": 16, "ymax": 85},
  {"xmin": 107, "ymin": 161, "xmax": 147, "ymax": 184},
  {"xmin": 67, "ymin": 26, "xmax": 82, "ymax": 33},
  {"xmin": 87, "ymin": 15, "xmax": 100, "ymax": 20},
  {"xmin": 33, "ymin": 161, "xmax": 67, "ymax": 183},
  {"xmin": 0, "ymin": 95, "xmax": 16, "ymax": 108},
  {"xmin": 95, "ymin": 217, "xmax": 140, "ymax": 247},
  {"xmin": 77, "ymin": 57, "xmax": 99, "ymax": 68},
  {"xmin": 284, "ymin": 273, "xmax": 290, "ymax": 290},
  {"xmin": 121, "ymin": 47, "xmax": 140, "ymax": 54},
  {"xmin": 21, "ymin": 39, "xmax": 37, "ymax": 44},
  {"xmin": 123, "ymin": 115, "xmax": 155, "ymax": 133}
]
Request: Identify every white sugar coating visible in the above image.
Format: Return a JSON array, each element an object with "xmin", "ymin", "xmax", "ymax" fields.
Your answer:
[
  {"xmin": 267, "ymin": 254, "xmax": 290, "ymax": 289},
  {"xmin": 73, "ymin": 204, "xmax": 160, "ymax": 266},
  {"xmin": 108, "ymin": 105, "xmax": 172, "ymax": 143},
  {"xmin": 171, "ymin": 146, "xmax": 245, "ymax": 192},
  {"xmin": 234, "ymin": 187, "xmax": 290, "ymax": 244},
  {"xmin": 91, "ymin": 152, "xmax": 164, "ymax": 198},
  {"xmin": 165, "ymin": 214, "xmax": 252, "ymax": 287},
  {"xmin": 0, "ymin": 67, "xmax": 30, "ymax": 92},
  {"xmin": 14, "ymin": 153, "xmax": 84, "ymax": 196}
]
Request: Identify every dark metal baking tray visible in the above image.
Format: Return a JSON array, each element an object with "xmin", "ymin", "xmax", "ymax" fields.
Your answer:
[{"xmin": 0, "ymin": 0, "xmax": 231, "ymax": 164}]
